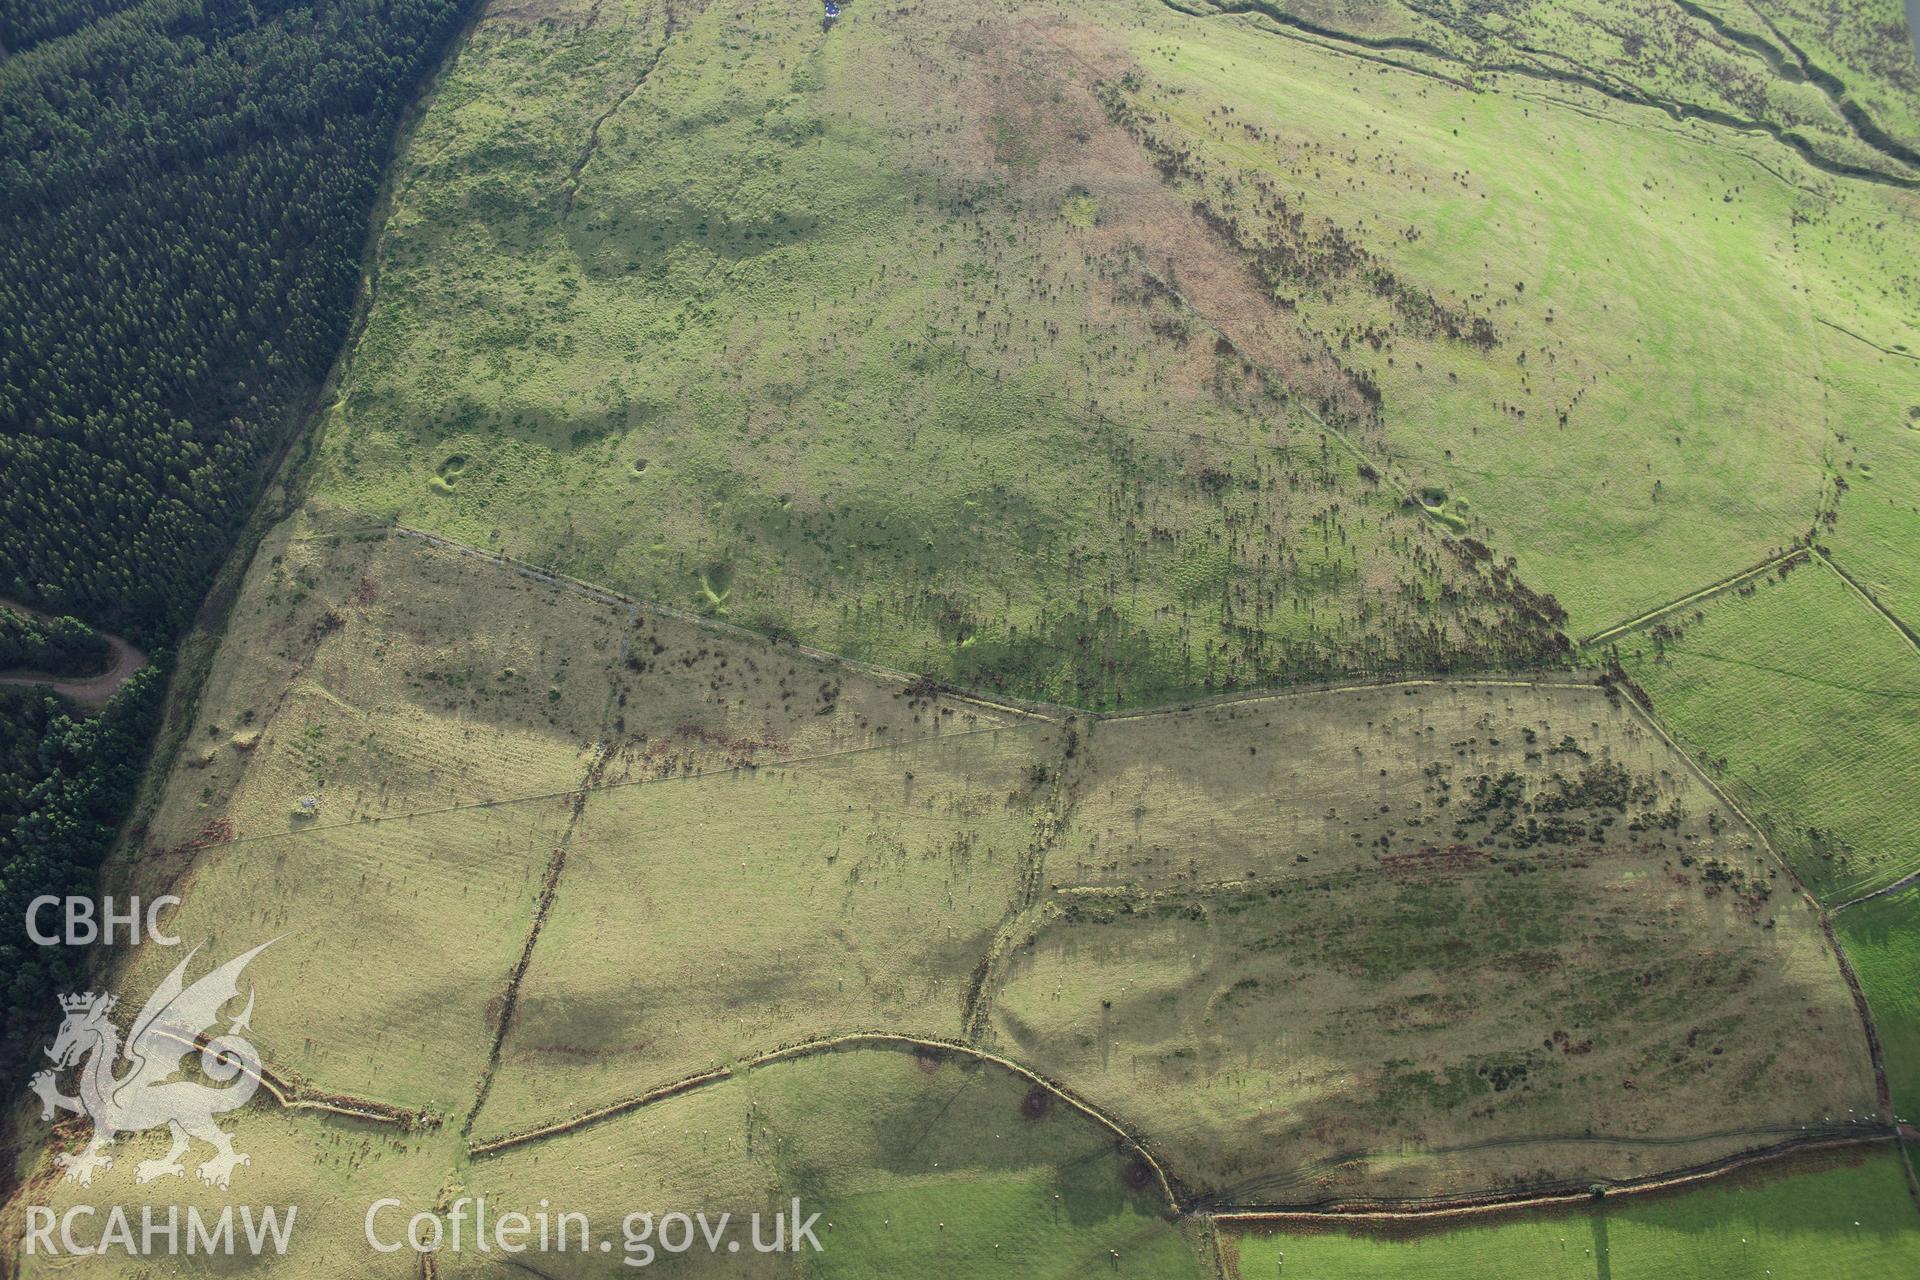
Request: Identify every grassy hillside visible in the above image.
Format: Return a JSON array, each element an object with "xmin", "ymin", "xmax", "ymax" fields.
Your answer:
[
  {"xmin": 987, "ymin": 686, "xmax": 1874, "ymax": 1201},
  {"xmin": 312, "ymin": 0, "xmax": 1920, "ymax": 667},
  {"xmin": 314, "ymin": 0, "xmax": 1585, "ymax": 709},
  {"xmin": 10, "ymin": 0, "xmax": 1920, "ymax": 1269},
  {"xmin": 1179, "ymin": 0, "xmax": 1920, "ymax": 177},
  {"xmin": 1822, "ymin": 322, "xmax": 1920, "ymax": 630},
  {"xmin": 474, "ymin": 724, "xmax": 1060, "ymax": 1135},
  {"xmin": 1123, "ymin": 5, "xmax": 1918, "ymax": 634},
  {"xmin": 1610, "ymin": 559, "xmax": 1920, "ymax": 900},
  {"xmin": 1749, "ymin": 0, "xmax": 1920, "ymax": 151},
  {"xmin": 19, "ymin": 518, "xmax": 1870, "ymax": 1229},
  {"xmin": 8, "ymin": 1107, "xmax": 449, "ymax": 1279}
]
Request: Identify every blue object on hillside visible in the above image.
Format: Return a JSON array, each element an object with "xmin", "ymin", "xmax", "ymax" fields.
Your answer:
[{"xmin": 824, "ymin": 1, "xmax": 840, "ymax": 15}]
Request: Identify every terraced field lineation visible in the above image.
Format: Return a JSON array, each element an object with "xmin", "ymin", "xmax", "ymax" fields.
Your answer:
[
  {"xmin": 1834, "ymin": 868, "xmax": 1920, "ymax": 914},
  {"xmin": 187, "ymin": 720, "xmax": 1033, "ymax": 852},
  {"xmin": 433, "ymin": 644, "xmax": 1895, "ymax": 1219},
  {"xmin": 140, "ymin": 524, "xmax": 1908, "ymax": 1223},
  {"xmin": 1611, "ymin": 683, "xmax": 1795, "ymax": 886},
  {"xmin": 962, "ymin": 732, "xmax": 1081, "ymax": 1043},
  {"xmin": 1814, "ymin": 548, "xmax": 1920, "ymax": 655},
  {"xmin": 462, "ymin": 682, "xmax": 628, "ymax": 1137},
  {"xmin": 161, "ymin": 664, "xmax": 1621, "ymax": 869},
  {"xmin": 206, "ymin": 515, "xmax": 1910, "ymax": 1151},
  {"xmin": 1609, "ymin": 686, "xmax": 1899, "ymax": 1123},
  {"xmin": 462, "ymin": 841, "xmax": 572, "ymax": 1138},
  {"xmin": 1581, "ymin": 547, "xmax": 1810, "ymax": 647},
  {"xmin": 303, "ymin": 523, "xmax": 1620, "ymax": 728},
  {"xmin": 386, "ymin": 525, "xmax": 1072, "ymax": 723}
]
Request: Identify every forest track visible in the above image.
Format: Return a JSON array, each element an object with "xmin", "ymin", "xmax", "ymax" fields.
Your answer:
[{"xmin": 0, "ymin": 595, "xmax": 148, "ymax": 708}]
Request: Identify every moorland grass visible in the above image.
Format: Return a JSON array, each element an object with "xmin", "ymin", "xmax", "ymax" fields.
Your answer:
[
  {"xmin": 1181, "ymin": 0, "xmax": 1919, "ymax": 176},
  {"xmin": 987, "ymin": 684, "xmax": 1874, "ymax": 1201},
  {"xmin": 313, "ymin": 0, "xmax": 1577, "ymax": 708},
  {"xmin": 1746, "ymin": 0, "xmax": 1920, "ymax": 149},
  {"xmin": 133, "ymin": 506, "xmax": 630, "ymax": 851},
  {"xmin": 318, "ymin": 0, "xmax": 1920, "ymax": 673},
  {"xmin": 16, "ymin": 0, "xmax": 1920, "ymax": 1265},
  {"xmin": 110, "ymin": 796, "xmax": 574, "ymax": 1115},
  {"xmin": 103, "ymin": 510, "xmax": 1041, "ymax": 1122}
]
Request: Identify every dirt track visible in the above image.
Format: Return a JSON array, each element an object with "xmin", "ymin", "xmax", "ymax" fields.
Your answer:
[{"xmin": 0, "ymin": 595, "xmax": 148, "ymax": 707}]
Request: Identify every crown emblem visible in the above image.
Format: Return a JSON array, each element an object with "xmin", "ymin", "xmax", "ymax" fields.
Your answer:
[{"xmin": 35, "ymin": 941, "xmax": 276, "ymax": 1191}]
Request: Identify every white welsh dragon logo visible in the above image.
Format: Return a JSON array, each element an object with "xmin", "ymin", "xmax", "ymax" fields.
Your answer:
[{"xmin": 30, "ymin": 941, "xmax": 275, "ymax": 1189}]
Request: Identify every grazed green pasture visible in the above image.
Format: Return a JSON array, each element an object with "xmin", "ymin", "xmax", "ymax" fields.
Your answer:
[
  {"xmin": 1223, "ymin": 1149, "xmax": 1920, "ymax": 1279},
  {"xmin": 1611, "ymin": 560, "xmax": 1920, "ymax": 900}
]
